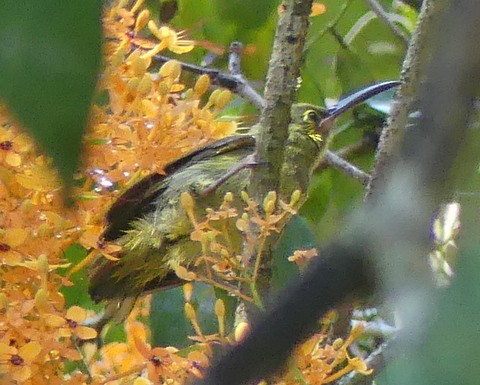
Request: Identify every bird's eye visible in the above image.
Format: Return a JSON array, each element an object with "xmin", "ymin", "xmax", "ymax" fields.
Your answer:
[{"xmin": 303, "ymin": 110, "xmax": 320, "ymax": 124}]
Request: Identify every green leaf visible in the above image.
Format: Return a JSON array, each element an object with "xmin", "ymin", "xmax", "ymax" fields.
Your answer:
[
  {"xmin": 300, "ymin": 172, "xmax": 333, "ymax": 223},
  {"xmin": 394, "ymin": 1, "xmax": 418, "ymax": 32},
  {"xmin": 0, "ymin": 1, "xmax": 102, "ymax": 188},
  {"xmin": 209, "ymin": 0, "xmax": 277, "ymax": 31},
  {"xmin": 336, "ymin": 46, "xmax": 375, "ymax": 93},
  {"xmin": 61, "ymin": 244, "xmax": 101, "ymax": 311},
  {"xmin": 151, "ymin": 287, "xmax": 191, "ymax": 348},
  {"xmin": 172, "ymin": 0, "xmax": 276, "ymax": 82},
  {"xmin": 150, "ymin": 283, "xmax": 220, "ymax": 348},
  {"xmin": 300, "ymin": 0, "xmax": 405, "ymax": 101}
]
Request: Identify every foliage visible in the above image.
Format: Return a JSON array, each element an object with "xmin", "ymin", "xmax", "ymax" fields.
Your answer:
[
  {"xmin": 0, "ymin": 0, "xmax": 415, "ymax": 384},
  {"xmin": 0, "ymin": 0, "xmax": 102, "ymax": 188}
]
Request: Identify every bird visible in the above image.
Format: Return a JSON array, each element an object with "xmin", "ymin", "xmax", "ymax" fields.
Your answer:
[{"xmin": 88, "ymin": 81, "xmax": 399, "ymax": 325}]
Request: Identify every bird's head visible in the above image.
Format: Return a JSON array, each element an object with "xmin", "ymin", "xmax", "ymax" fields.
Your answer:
[
  {"xmin": 290, "ymin": 104, "xmax": 330, "ymax": 146},
  {"xmin": 289, "ymin": 80, "xmax": 400, "ymax": 146}
]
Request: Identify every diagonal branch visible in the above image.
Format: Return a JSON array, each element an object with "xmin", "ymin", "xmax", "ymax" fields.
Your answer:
[
  {"xmin": 151, "ymin": 51, "xmax": 265, "ymax": 109},
  {"xmin": 363, "ymin": 0, "xmax": 409, "ymax": 46},
  {"xmin": 326, "ymin": 151, "xmax": 371, "ymax": 186}
]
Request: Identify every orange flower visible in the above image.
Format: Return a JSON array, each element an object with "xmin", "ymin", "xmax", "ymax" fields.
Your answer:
[
  {"xmin": 0, "ymin": 228, "xmax": 28, "ymax": 265},
  {"xmin": 45, "ymin": 306, "xmax": 97, "ymax": 341},
  {"xmin": 0, "ymin": 341, "xmax": 41, "ymax": 382},
  {"xmin": 288, "ymin": 248, "xmax": 318, "ymax": 271},
  {"xmin": 0, "ymin": 125, "xmax": 33, "ymax": 168},
  {"xmin": 69, "ymin": 225, "xmax": 122, "ymax": 275},
  {"xmin": 187, "ymin": 350, "xmax": 210, "ymax": 379},
  {"xmin": 15, "ymin": 157, "xmax": 60, "ymax": 193},
  {"xmin": 145, "ymin": 22, "xmax": 194, "ymax": 56},
  {"xmin": 133, "ymin": 334, "xmax": 189, "ymax": 383}
]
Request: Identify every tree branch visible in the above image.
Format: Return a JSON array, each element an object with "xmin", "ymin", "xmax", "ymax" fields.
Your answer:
[
  {"xmin": 151, "ymin": 51, "xmax": 265, "ymax": 109},
  {"xmin": 317, "ymin": 136, "xmax": 377, "ymax": 172},
  {"xmin": 365, "ymin": 0, "xmax": 439, "ymax": 201},
  {"xmin": 245, "ymin": 0, "xmax": 313, "ymax": 297},
  {"xmin": 325, "ymin": 151, "xmax": 371, "ymax": 186},
  {"xmin": 251, "ymin": 0, "xmax": 313, "ymax": 201}
]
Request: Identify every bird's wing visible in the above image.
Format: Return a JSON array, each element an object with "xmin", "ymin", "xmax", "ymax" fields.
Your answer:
[
  {"xmin": 103, "ymin": 135, "xmax": 256, "ymax": 241},
  {"xmin": 165, "ymin": 135, "xmax": 255, "ymax": 172}
]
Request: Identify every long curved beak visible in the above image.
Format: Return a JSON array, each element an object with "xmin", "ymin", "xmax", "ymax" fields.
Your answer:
[{"xmin": 322, "ymin": 80, "xmax": 400, "ymax": 124}]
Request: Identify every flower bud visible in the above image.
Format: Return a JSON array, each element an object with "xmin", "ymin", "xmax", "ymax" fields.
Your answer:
[{"xmin": 194, "ymin": 74, "xmax": 210, "ymax": 96}]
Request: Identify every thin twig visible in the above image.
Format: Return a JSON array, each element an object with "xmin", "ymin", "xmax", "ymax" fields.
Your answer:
[
  {"xmin": 336, "ymin": 136, "xmax": 377, "ymax": 157},
  {"xmin": 197, "ymin": 277, "xmax": 255, "ymax": 303},
  {"xmin": 363, "ymin": 0, "xmax": 409, "ymax": 45},
  {"xmin": 326, "ymin": 151, "xmax": 371, "ymax": 186},
  {"xmin": 316, "ymin": 136, "xmax": 377, "ymax": 185},
  {"xmin": 344, "ymin": 12, "xmax": 376, "ymax": 45},
  {"xmin": 226, "ymin": 41, "xmax": 266, "ymax": 109},
  {"xmin": 317, "ymin": 136, "xmax": 377, "ymax": 172},
  {"xmin": 151, "ymin": 52, "xmax": 265, "ymax": 109},
  {"xmin": 228, "ymin": 41, "xmax": 243, "ymax": 75}
]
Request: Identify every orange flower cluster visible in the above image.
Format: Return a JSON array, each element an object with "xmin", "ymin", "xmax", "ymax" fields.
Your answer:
[
  {"xmin": 178, "ymin": 190, "xmax": 375, "ymax": 385},
  {"xmin": 87, "ymin": 299, "xmax": 211, "ymax": 384},
  {"xmin": 288, "ymin": 325, "xmax": 373, "ymax": 384},
  {"xmin": 0, "ymin": 102, "xmax": 97, "ymax": 383},
  {"xmin": 0, "ymin": 0, "xmax": 236, "ymax": 382},
  {"xmin": 177, "ymin": 190, "xmax": 302, "ymax": 304}
]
